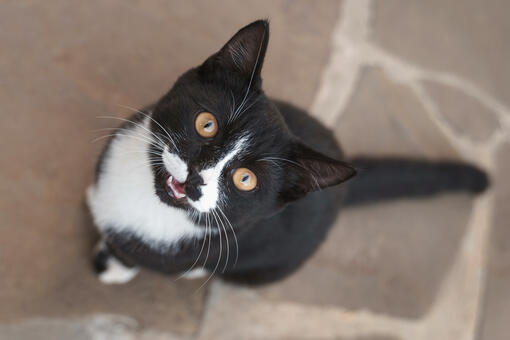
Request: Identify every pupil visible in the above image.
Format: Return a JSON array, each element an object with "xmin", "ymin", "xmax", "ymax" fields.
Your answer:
[
  {"xmin": 204, "ymin": 121, "xmax": 212, "ymax": 128},
  {"xmin": 242, "ymin": 175, "xmax": 249, "ymax": 183}
]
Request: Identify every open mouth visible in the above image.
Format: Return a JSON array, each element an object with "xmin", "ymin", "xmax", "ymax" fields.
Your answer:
[{"xmin": 166, "ymin": 175, "xmax": 187, "ymax": 200}]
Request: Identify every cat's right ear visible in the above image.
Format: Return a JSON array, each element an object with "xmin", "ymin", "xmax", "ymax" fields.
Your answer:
[
  {"xmin": 200, "ymin": 20, "xmax": 269, "ymax": 86},
  {"xmin": 278, "ymin": 143, "xmax": 357, "ymax": 203}
]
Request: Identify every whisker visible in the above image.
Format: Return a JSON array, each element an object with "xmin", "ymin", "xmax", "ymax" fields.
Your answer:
[
  {"xmin": 236, "ymin": 94, "xmax": 260, "ymax": 119},
  {"xmin": 92, "ymin": 127, "xmax": 165, "ymax": 150},
  {"xmin": 176, "ymin": 213, "xmax": 208, "ymax": 281},
  {"xmin": 96, "ymin": 115, "xmax": 167, "ymax": 149},
  {"xmin": 116, "ymin": 104, "xmax": 178, "ymax": 151},
  {"xmin": 259, "ymin": 156, "xmax": 321, "ymax": 191},
  {"xmin": 196, "ymin": 212, "xmax": 222, "ymax": 291},
  {"xmin": 90, "ymin": 133, "xmax": 163, "ymax": 151},
  {"xmin": 217, "ymin": 206, "xmax": 238, "ymax": 266},
  {"xmin": 203, "ymin": 214, "xmax": 212, "ymax": 268},
  {"xmin": 90, "ymin": 128, "xmax": 165, "ymax": 150},
  {"xmin": 228, "ymin": 91, "xmax": 236, "ymax": 124},
  {"xmin": 229, "ymin": 28, "xmax": 266, "ymax": 123},
  {"xmin": 124, "ymin": 161, "xmax": 165, "ymax": 174},
  {"xmin": 214, "ymin": 209, "xmax": 230, "ymax": 273}
]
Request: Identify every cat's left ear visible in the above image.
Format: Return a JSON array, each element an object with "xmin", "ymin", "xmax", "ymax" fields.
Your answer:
[
  {"xmin": 279, "ymin": 143, "xmax": 356, "ymax": 203},
  {"xmin": 200, "ymin": 20, "xmax": 269, "ymax": 85}
]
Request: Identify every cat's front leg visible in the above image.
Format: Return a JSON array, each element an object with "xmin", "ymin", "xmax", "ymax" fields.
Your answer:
[{"xmin": 93, "ymin": 239, "xmax": 139, "ymax": 284}]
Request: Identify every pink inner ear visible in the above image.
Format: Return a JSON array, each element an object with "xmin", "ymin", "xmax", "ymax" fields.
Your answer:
[{"xmin": 300, "ymin": 158, "xmax": 356, "ymax": 190}]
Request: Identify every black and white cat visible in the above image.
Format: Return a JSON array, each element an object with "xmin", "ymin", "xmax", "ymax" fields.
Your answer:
[{"xmin": 87, "ymin": 20, "xmax": 488, "ymax": 285}]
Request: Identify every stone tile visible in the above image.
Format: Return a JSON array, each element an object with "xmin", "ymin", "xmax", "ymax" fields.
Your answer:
[
  {"xmin": 335, "ymin": 66, "xmax": 459, "ymax": 159},
  {"xmin": 0, "ymin": 0, "xmax": 338, "ymax": 111},
  {"xmin": 0, "ymin": 0, "xmax": 339, "ymax": 334},
  {"xmin": 198, "ymin": 282, "xmax": 402, "ymax": 340},
  {"xmin": 351, "ymin": 338, "xmax": 398, "ymax": 340},
  {"xmin": 258, "ymin": 195, "xmax": 473, "ymax": 318},
  {"xmin": 281, "ymin": 336, "xmax": 399, "ymax": 340},
  {"xmin": 0, "ymin": 315, "xmax": 186, "ymax": 340},
  {"xmin": 479, "ymin": 141, "xmax": 510, "ymax": 340},
  {"xmin": 423, "ymin": 80, "xmax": 500, "ymax": 141},
  {"xmin": 372, "ymin": 0, "xmax": 510, "ymax": 107}
]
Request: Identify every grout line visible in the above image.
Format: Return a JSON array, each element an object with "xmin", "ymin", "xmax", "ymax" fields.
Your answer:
[
  {"xmin": 190, "ymin": 281, "xmax": 218, "ymax": 340},
  {"xmin": 417, "ymin": 190, "xmax": 495, "ymax": 340},
  {"xmin": 305, "ymin": 0, "xmax": 504, "ymax": 339},
  {"xmin": 309, "ymin": 0, "xmax": 371, "ymax": 126},
  {"xmin": 358, "ymin": 42, "xmax": 510, "ymax": 150},
  {"xmin": 409, "ymin": 81, "xmax": 493, "ymax": 165}
]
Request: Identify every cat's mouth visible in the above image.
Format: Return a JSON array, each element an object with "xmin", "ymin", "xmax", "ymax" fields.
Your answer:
[{"xmin": 166, "ymin": 175, "xmax": 187, "ymax": 200}]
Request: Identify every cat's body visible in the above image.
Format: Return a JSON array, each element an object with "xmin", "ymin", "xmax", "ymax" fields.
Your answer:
[
  {"xmin": 87, "ymin": 20, "xmax": 488, "ymax": 285},
  {"xmin": 88, "ymin": 100, "xmax": 346, "ymax": 284}
]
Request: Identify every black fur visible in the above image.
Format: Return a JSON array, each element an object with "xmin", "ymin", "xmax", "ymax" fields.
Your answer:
[
  {"xmin": 91, "ymin": 20, "xmax": 488, "ymax": 285},
  {"xmin": 344, "ymin": 158, "xmax": 489, "ymax": 206}
]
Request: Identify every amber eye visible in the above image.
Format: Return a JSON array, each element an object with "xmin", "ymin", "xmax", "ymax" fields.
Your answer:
[
  {"xmin": 195, "ymin": 112, "xmax": 218, "ymax": 138},
  {"xmin": 232, "ymin": 168, "xmax": 257, "ymax": 191}
]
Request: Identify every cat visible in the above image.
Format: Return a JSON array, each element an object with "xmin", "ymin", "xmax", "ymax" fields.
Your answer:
[{"xmin": 87, "ymin": 20, "xmax": 488, "ymax": 285}]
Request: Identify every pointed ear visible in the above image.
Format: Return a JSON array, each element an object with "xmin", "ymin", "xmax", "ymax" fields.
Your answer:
[
  {"xmin": 200, "ymin": 20, "xmax": 269, "ymax": 84},
  {"xmin": 279, "ymin": 143, "xmax": 356, "ymax": 203}
]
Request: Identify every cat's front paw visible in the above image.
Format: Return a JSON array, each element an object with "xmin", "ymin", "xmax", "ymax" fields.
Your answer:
[
  {"xmin": 98, "ymin": 257, "xmax": 139, "ymax": 284},
  {"xmin": 93, "ymin": 240, "xmax": 139, "ymax": 285}
]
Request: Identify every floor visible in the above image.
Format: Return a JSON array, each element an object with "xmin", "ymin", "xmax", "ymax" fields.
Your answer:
[{"xmin": 1, "ymin": 1, "xmax": 509, "ymax": 339}]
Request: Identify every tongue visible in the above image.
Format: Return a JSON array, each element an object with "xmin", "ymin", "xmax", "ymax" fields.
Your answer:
[
  {"xmin": 167, "ymin": 176, "xmax": 186, "ymax": 199},
  {"xmin": 171, "ymin": 177, "xmax": 186, "ymax": 196}
]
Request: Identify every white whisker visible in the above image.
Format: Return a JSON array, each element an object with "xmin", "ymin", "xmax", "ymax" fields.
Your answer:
[
  {"xmin": 196, "ymin": 212, "xmax": 222, "ymax": 292},
  {"xmin": 90, "ymin": 133, "xmax": 164, "ymax": 152},
  {"xmin": 229, "ymin": 28, "xmax": 266, "ymax": 123},
  {"xmin": 214, "ymin": 209, "xmax": 230, "ymax": 273},
  {"xmin": 259, "ymin": 156, "xmax": 321, "ymax": 191},
  {"xmin": 116, "ymin": 104, "xmax": 178, "ymax": 151},
  {"xmin": 176, "ymin": 213, "xmax": 208, "ymax": 281},
  {"xmin": 96, "ymin": 115, "xmax": 167, "ymax": 150},
  {"xmin": 217, "ymin": 206, "xmax": 239, "ymax": 266}
]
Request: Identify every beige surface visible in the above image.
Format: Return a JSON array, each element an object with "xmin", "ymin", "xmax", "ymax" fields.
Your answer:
[{"xmin": 1, "ymin": 1, "xmax": 509, "ymax": 339}]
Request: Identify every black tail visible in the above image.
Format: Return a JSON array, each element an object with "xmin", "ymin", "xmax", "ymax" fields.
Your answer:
[{"xmin": 343, "ymin": 157, "xmax": 490, "ymax": 206}]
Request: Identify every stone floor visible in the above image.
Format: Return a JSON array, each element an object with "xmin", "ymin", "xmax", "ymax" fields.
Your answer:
[{"xmin": 0, "ymin": 1, "xmax": 508, "ymax": 339}]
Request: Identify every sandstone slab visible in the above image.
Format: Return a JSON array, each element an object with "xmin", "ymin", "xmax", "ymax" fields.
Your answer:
[
  {"xmin": 479, "ymin": 141, "xmax": 510, "ymax": 340},
  {"xmin": 335, "ymin": 66, "xmax": 459, "ymax": 159},
  {"xmin": 372, "ymin": 0, "xmax": 510, "ymax": 107},
  {"xmin": 258, "ymin": 194, "xmax": 473, "ymax": 318},
  {"xmin": 423, "ymin": 80, "xmax": 500, "ymax": 142}
]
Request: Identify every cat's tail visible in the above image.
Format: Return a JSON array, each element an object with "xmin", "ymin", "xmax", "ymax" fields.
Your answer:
[{"xmin": 343, "ymin": 157, "xmax": 489, "ymax": 206}]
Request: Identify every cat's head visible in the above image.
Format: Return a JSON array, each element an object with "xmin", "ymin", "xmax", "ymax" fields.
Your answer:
[{"xmin": 149, "ymin": 20, "xmax": 355, "ymax": 226}]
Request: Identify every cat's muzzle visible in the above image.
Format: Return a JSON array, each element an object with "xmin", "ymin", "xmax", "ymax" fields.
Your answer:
[{"xmin": 165, "ymin": 173, "xmax": 203, "ymax": 203}]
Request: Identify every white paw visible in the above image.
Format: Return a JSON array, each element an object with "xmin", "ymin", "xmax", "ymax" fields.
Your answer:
[
  {"xmin": 179, "ymin": 268, "xmax": 209, "ymax": 279},
  {"xmin": 99, "ymin": 257, "xmax": 139, "ymax": 284}
]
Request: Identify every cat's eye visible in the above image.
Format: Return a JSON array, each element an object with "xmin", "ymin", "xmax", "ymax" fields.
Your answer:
[
  {"xmin": 232, "ymin": 168, "xmax": 257, "ymax": 191},
  {"xmin": 195, "ymin": 112, "xmax": 218, "ymax": 138}
]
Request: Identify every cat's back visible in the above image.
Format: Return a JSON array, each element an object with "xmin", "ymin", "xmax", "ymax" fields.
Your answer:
[{"xmin": 273, "ymin": 99, "xmax": 344, "ymax": 160}]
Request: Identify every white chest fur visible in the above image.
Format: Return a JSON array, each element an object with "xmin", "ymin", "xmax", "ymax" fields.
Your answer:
[{"xmin": 86, "ymin": 116, "xmax": 203, "ymax": 248}]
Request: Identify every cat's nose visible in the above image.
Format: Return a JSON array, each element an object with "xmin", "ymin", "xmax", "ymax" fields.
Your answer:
[{"xmin": 184, "ymin": 168, "xmax": 204, "ymax": 201}]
